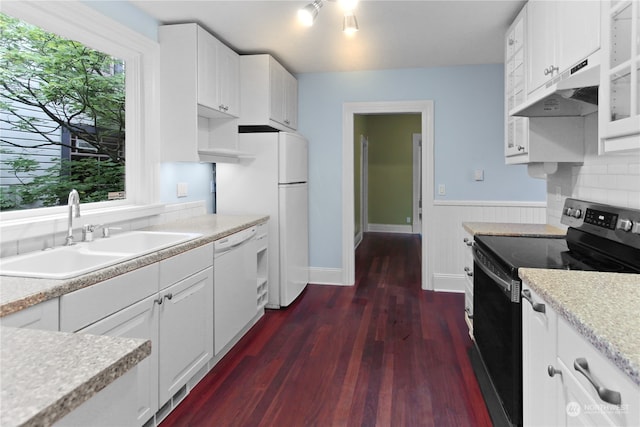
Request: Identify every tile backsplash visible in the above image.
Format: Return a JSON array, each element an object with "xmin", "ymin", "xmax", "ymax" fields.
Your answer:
[{"xmin": 547, "ymin": 113, "xmax": 640, "ymax": 227}]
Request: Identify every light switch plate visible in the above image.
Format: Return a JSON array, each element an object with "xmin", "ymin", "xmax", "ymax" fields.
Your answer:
[
  {"xmin": 177, "ymin": 182, "xmax": 188, "ymax": 198},
  {"xmin": 474, "ymin": 169, "xmax": 484, "ymax": 181},
  {"xmin": 438, "ymin": 184, "xmax": 446, "ymax": 195}
]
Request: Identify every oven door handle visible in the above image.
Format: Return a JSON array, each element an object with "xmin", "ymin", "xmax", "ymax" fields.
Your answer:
[{"xmin": 473, "ymin": 247, "xmax": 519, "ymax": 301}]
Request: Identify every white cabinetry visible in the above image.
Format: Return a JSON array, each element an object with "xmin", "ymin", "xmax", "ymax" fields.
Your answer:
[
  {"xmin": 505, "ymin": 2, "xmax": 588, "ymax": 166},
  {"xmin": 557, "ymin": 316, "xmax": 640, "ymax": 427},
  {"xmin": 522, "ymin": 283, "xmax": 640, "ymax": 427},
  {"xmin": 159, "ymin": 23, "xmax": 241, "ymax": 163},
  {"xmin": 522, "ymin": 285, "xmax": 559, "ymax": 427},
  {"xmin": 0, "ymin": 298, "xmax": 58, "ymax": 331},
  {"xmin": 77, "ymin": 295, "xmax": 159, "ymax": 425},
  {"xmin": 599, "ymin": 1, "xmax": 640, "ymax": 153},
  {"xmin": 527, "ymin": 1, "xmax": 601, "ymax": 95},
  {"xmin": 462, "ymin": 229, "xmax": 473, "ymax": 338},
  {"xmin": 59, "ymin": 243, "xmax": 214, "ymax": 426},
  {"xmin": 240, "ymin": 54, "xmax": 298, "ymax": 131}
]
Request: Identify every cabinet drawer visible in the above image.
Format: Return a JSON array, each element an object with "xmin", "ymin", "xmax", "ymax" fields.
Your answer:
[
  {"xmin": 557, "ymin": 317, "xmax": 639, "ymax": 426},
  {"xmin": 159, "ymin": 243, "xmax": 213, "ymax": 290},
  {"xmin": 60, "ymin": 263, "xmax": 159, "ymax": 332},
  {"xmin": 1, "ymin": 298, "xmax": 59, "ymax": 331}
]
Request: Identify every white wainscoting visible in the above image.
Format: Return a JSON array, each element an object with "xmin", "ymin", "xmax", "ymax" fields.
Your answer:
[{"xmin": 431, "ymin": 200, "xmax": 546, "ymax": 292}]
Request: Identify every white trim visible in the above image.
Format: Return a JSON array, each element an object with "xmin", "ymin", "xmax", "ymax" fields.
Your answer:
[
  {"xmin": 433, "ymin": 200, "xmax": 547, "ymax": 207},
  {"xmin": 0, "ymin": 1, "xmax": 160, "ymax": 223},
  {"xmin": 308, "ymin": 267, "xmax": 348, "ymax": 286},
  {"xmin": 433, "ymin": 273, "xmax": 466, "ymax": 293},
  {"xmin": 412, "ymin": 133, "xmax": 422, "ymax": 234},
  {"xmin": 343, "ymin": 101, "xmax": 435, "ymax": 290},
  {"xmin": 367, "ymin": 224, "xmax": 413, "ymax": 234}
]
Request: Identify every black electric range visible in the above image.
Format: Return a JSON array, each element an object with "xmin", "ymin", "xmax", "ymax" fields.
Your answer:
[{"xmin": 471, "ymin": 198, "xmax": 640, "ymax": 427}]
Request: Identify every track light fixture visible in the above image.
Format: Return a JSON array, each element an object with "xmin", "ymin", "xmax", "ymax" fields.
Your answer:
[
  {"xmin": 298, "ymin": 0, "xmax": 323, "ymax": 27},
  {"xmin": 297, "ymin": 0, "xmax": 360, "ymax": 35}
]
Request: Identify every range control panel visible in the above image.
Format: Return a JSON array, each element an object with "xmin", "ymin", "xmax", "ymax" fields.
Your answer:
[{"xmin": 561, "ymin": 198, "xmax": 640, "ymax": 248}]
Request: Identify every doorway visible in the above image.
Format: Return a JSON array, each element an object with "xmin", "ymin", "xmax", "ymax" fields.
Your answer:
[{"xmin": 342, "ymin": 101, "xmax": 434, "ymax": 290}]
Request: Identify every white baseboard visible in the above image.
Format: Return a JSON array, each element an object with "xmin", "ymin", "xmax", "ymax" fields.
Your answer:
[
  {"xmin": 433, "ymin": 273, "xmax": 466, "ymax": 293},
  {"xmin": 367, "ymin": 223, "xmax": 413, "ymax": 234},
  {"xmin": 309, "ymin": 267, "xmax": 350, "ymax": 286}
]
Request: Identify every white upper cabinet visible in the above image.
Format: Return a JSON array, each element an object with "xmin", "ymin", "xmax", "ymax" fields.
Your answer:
[
  {"xmin": 599, "ymin": 0, "xmax": 640, "ymax": 153},
  {"xmin": 240, "ymin": 54, "xmax": 298, "ymax": 131},
  {"xmin": 159, "ymin": 24, "xmax": 241, "ymax": 163},
  {"xmin": 505, "ymin": 5, "xmax": 529, "ymax": 158},
  {"xmin": 528, "ymin": 1, "xmax": 600, "ymax": 95}
]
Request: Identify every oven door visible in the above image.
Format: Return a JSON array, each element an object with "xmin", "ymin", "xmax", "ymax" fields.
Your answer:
[{"xmin": 473, "ymin": 245, "xmax": 522, "ymax": 427}]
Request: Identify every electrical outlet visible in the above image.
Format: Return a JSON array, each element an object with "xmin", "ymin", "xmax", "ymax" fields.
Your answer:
[
  {"xmin": 555, "ymin": 186, "xmax": 562, "ymax": 202},
  {"xmin": 406, "ymin": 217, "xmax": 411, "ymax": 224},
  {"xmin": 438, "ymin": 184, "xmax": 446, "ymax": 195}
]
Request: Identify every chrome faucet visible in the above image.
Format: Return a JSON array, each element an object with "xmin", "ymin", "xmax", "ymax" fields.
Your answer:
[{"xmin": 65, "ymin": 189, "xmax": 81, "ymax": 246}]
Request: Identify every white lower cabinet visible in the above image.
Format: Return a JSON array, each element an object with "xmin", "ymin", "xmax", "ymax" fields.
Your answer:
[
  {"xmin": 0, "ymin": 298, "xmax": 59, "ymax": 331},
  {"xmin": 77, "ymin": 294, "xmax": 159, "ymax": 425},
  {"xmin": 462, "ymin": 229, "xmax": 474, "ymax": 338},
  {"xmin": 60, "ymin": 243, "xmax": 214, "ymax": 426},
  {"xmin": 522, "ymin": 285, "xmax": 559, "ymax": 426},
  {"xmin": 523, "ymin": 284, "xmax": 640, "ymax": 427},
  {"xmin": 158, "ymin": 266, "xmax": 214, "ymax": 404}
]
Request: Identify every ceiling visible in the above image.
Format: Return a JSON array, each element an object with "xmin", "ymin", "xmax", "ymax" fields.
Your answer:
[{"xmin": 131, "ymin": 0, "xmax": 527, "ymax": 74}]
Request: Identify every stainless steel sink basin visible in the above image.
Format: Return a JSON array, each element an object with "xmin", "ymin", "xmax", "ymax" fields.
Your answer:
[
  {"xmin": 86, "ymin": 231, "xmax": 202, "ymax": 255},
  {"xmin": 0, "ymin": 231, "xmax": 202, "ymax": 279}
]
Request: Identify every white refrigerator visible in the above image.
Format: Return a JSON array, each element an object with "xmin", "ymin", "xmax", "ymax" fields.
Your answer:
[{"xmin": 216, "ymin": 131, "xmax": 309, "ymax": 308}]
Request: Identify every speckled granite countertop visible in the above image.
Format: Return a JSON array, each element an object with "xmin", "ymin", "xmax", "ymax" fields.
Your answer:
[
  {"xmin": 0, "ymin": 327, "xmax": 151, "ymax": 427},
  {"xmin": 0, "ymin": 214, "xmax": 267, "ymax": 426},
  {"xmin": 463, "ymin": 222, "xmax": 566, "ymax": 237},
  {"xmin": 0, "ymin": 214, "xmax": 268, "ymax": 317},
  {"xmin": 519, "ymin": 268, "xmax": 640, "ymax": 386}
]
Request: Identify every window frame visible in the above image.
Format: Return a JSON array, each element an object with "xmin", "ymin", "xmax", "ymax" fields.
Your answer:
[{"xmin": 0, "ymin": 0, "xmax": 160, "ymax": 224}]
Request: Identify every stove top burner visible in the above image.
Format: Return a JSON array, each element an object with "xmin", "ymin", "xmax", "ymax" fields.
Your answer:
[{"xmin": 474, "ymin": 234, "xmax": 638, "ymax": 275}]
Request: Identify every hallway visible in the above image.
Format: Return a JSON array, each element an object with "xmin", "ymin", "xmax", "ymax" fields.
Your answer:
[{"xmin": 161, "ymin": 232, "xmax": 491, "ymax": 426}]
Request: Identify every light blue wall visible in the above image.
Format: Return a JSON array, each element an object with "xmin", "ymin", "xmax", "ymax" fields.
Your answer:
[
  {"xmin": 82, "ymin": 1, "xmax": 158, "ymax": 41},
  {"xmin": 297, "ymin": 65, "xmax": 546, "ymax": 269},
  {"xmin": 160, "ymin": 163, "xmax": 214, "ymax": 213}
]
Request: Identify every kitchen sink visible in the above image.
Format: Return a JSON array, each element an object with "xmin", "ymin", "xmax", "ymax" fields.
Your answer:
[
  {"xmin": 0, "ymin": 231, "xmax": 202, "ymax": 279},
  {"xmin": 86, "ymin": 231, "xmax": 202, "ymax": 255}
]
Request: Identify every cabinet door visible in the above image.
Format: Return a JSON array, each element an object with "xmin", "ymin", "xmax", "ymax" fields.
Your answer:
[
  {"xmin": 78, "ymin": 295, "xmax": 159, "ymax": 425},
  {"xmin": 197, "ymin": 27, "xmax": 219, "ymax": 111},
  {"xmin": 557, "ymin": 1, "xmax": 600, "ymax": 71},
  {"xmin": 269, "ymin": 58, "xmax": 286, "ymax": 125},
  {"xmin": 522, "ymin": 286, "xmax": 559, "ymax": 426},
  {"xmin": 283, "ymin": 71, "xmax": 298, "ymax": 129},
  {"xmin": 528, "ymin": 0, "xmax": 557, "ymax": 94},
  {"xmin": 217, "ymin": 42, "xmax": 240, "ymax": 117},
  {"xmin": 158, "ymin": 267, "xmax": 214, "ymax": 404}
]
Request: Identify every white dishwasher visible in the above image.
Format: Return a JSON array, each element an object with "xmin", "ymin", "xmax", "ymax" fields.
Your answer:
[{"xmin": 214, "ymin": 226, "xmax": 257, "ymax": 355}]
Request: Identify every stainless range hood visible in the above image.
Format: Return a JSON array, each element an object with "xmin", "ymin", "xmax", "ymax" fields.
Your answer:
[{"xmin": 511, "ymin": 55, "xmax": 600, "ymax": 117}]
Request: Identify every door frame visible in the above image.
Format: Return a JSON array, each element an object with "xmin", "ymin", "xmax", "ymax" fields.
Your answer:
[
  {"xmin": 342, "ymin": 101, "xmax": 435, "ymax": 290},
  {"xmin": 412, "ymin": 133, "xmax": 422, "ymax": 234}
]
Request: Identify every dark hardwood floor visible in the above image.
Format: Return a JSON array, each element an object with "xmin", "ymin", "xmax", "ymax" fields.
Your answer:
[{"xmin": 160, "ymin": 232, "xmax": 492, "ymax": 427}]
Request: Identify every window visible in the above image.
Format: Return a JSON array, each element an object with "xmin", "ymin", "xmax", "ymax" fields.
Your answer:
[
  {"xmin": 0, "ymin": 1, "xmax": 159, "ymax": 222},
  {"xmin": 0, "ymin": 13, "xmax": 127, "ymax": 210}
]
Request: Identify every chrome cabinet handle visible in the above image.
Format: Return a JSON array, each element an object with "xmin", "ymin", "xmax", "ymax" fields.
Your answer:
[
  {"xmin": 463, "ymin": 237, "xmax": 473, "ymax": 247},
  {"xmin": 548, "ymin": 365, "xmax": 562, "ymax": 377},
  {"xmin": 521, "ymin": 289, "xmax": 546, "ymax": 313},
  {"xmin": 465, "ymin": 307, "xmax": 473, "ymax": 319},
  {"xmin": 517, "ymin": 145, "xmax": 525, "ymax": 151},
  {"xmin": 508, "ymin": 38, "xmax": 515, "ymax": 46},
  {"xmin": 544, "ymin": 65, "xmax": 559, "ymax": 76},
  {"xmin": 154, "ymin": 297, "xmax": 163, "ymax": 305},
  {"xmin": 573, "ymin": 358, "xmax": 622, "ymax": 405},
  {"xmin": 464, "ymin": 266, "xmax": 473, "ymax": 277},
  {"xmin": 164, "ymin": 293, "xmax": 173, "ymax": 302}
]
